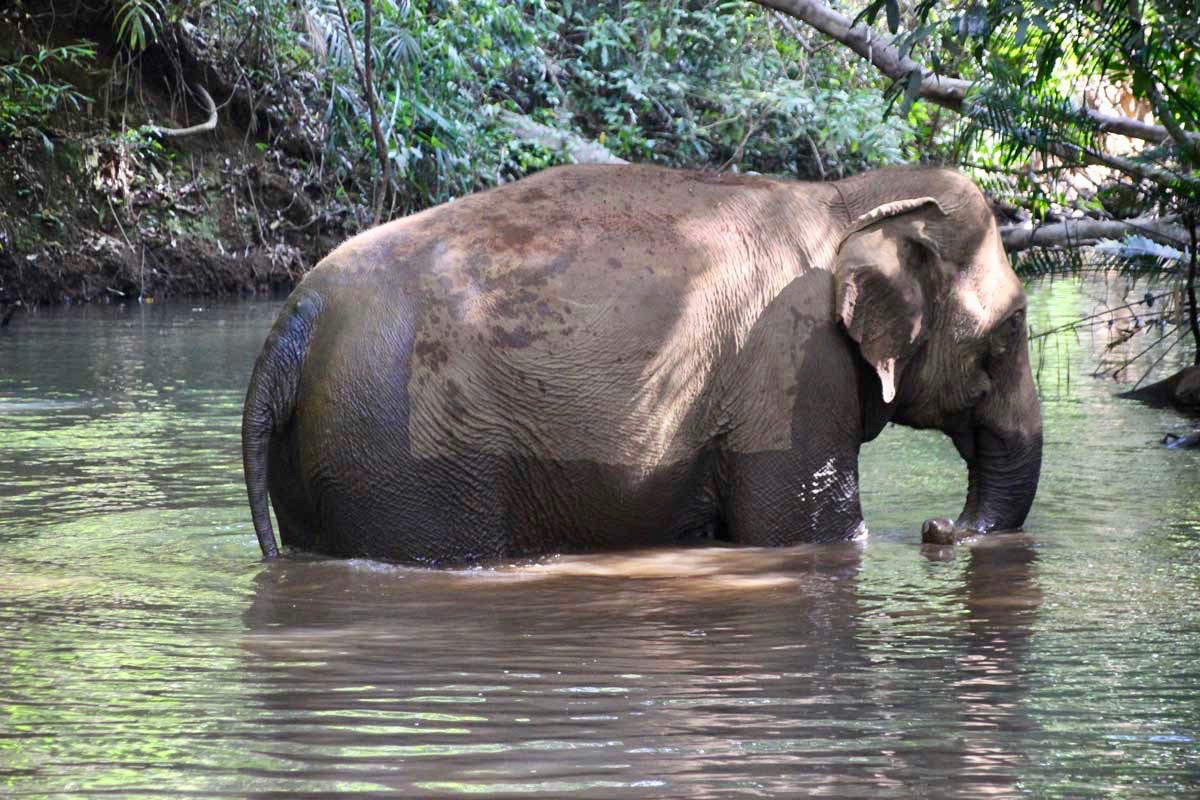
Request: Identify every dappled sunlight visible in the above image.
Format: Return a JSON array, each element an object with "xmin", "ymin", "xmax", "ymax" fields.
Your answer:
[{"xmin": 464, "ymin": 542, "xmax": 860, "ymax": 585}]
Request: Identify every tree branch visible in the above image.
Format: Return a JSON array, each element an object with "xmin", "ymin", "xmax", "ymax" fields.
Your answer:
[
  {"xmin": 1034, "ymin": 135, "xmax": 1200, "ymax": 192},
  {"xmin": 1123, "ymin": 0, "xmax": 1195, "ymax": 156},
  {"xmin": 754, "ymin": 0, "xmax": 1199, "ymax": 146},
  {"xmin": 334, "ymin": 0, "xmax": 390, "ymax": 225},
  {"xmin": 1187, "ymin": 217, "xmax": 1200, "ymax": 365},
  {"xmin": 770, "ymin": 10, "xmax": 813, "ymax": 52},
  {"xmin": 999, "ymin": 216, "xmax": 1186, "ymax": 253},
  {"xmin": 756, "ymin": 0, "xmax": 969, "ymax": 106},
  {"xmin": 361, "ymin": 0, "xmax": 391, "ymax": 224}
]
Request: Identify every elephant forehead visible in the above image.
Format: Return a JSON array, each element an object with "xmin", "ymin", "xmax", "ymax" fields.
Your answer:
[{"xmin": 954, "ymin": 227, "xmax": 1023, "ymax": 333}]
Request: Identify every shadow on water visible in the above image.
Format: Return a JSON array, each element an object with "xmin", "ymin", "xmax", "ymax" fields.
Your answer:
[{"xmin": 237, "ymin": 538, "xmax": 1039, "ymax": 798}]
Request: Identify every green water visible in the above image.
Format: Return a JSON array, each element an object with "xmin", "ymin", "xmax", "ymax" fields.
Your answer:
[{"xmin": 1, "ymin": 283, "xmax": 1198, "ymax": 798}]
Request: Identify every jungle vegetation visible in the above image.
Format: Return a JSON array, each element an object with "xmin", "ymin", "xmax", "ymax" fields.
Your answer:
[
  {"xmin": 1, "ymin": 0, "xmax": 1197, "ymax": 388},
  {"xmin": 773, "ymin": 0, "xmax": 1200, "ymax": 391}
]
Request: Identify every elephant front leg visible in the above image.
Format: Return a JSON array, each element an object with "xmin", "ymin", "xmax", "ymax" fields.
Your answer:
[{"xmin": 723, "ymin": 448, "xmax": 866, "ymax": 545}]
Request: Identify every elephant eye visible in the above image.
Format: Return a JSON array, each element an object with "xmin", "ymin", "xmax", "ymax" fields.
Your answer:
[{"xmin": 987, "ymin": 308, "xmax": 1025, "ymax": 360}]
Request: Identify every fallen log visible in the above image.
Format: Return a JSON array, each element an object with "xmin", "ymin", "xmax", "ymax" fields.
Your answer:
[{"xmin": 999, "ymin": 217, "xmax": 1187, "ymax": 253}]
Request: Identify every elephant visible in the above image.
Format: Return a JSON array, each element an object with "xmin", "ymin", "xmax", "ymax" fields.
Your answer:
[{"xmin": 242, "ymin": 164, "xmax": 1042, "ymax": 563}]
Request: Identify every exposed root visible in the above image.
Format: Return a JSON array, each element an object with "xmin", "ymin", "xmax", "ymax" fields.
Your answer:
[{"xmin": 144, "ymin": 85, "xmax": 218, "ymax": 137}]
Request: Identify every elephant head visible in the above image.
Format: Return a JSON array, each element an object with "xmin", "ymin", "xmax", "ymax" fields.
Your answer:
[{"xmin": 833, "ymin": 172, "xmax": 1042, "ymax": 543}]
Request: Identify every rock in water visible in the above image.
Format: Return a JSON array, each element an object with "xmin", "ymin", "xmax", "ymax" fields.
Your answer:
[
  {"xmin": 1162, "ymin": 430, "xmax": 1200, "ymax": 449},
  {"xmin": 1120, "ymin": 365, "xmax": 1200, "ymax": 410},
  {"xmin": 1176, "ymin": 367, "xmax": 1200, "ymax": 407}
]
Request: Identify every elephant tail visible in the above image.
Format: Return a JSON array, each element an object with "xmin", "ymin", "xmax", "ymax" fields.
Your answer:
[{"xmin": 241, "ymin": 292, "xmax": 324, "ymax": 559}]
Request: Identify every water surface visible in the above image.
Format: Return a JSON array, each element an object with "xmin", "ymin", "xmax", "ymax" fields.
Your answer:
[{"xmin": 2, "ymin": 285, "xmax": 1198, "ymax": 798}]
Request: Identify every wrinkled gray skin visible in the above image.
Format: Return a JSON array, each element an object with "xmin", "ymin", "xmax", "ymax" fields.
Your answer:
[{"xmin": 243, "ymin": 165, "xmax": 1042, "ymax": 563}]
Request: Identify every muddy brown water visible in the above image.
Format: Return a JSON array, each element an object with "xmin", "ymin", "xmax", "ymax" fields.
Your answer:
[{"xmin": 2, "ymin": 282, "xmax": 1199, "ymax": 798}]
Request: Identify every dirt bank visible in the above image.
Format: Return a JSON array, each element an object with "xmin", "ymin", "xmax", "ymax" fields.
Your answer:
[
  {"xmin": 0, "ymin": 6, "xmax": 362, "ymax": 311},
  {"xmin": 0, "ymin": 129, "xmax": 344, "ymax": 307}
]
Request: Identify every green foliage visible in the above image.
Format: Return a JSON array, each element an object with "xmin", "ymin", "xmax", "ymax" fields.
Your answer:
[
  {"xmin": 114, "ymin": 0, "xmax": 166, "ymax": 52},
  {"xmin": 1, "ymin": 1, "xmax": 918, "ymax": 229},
  {"xmin": 0, "ymin": 44, "xmax": 96, "ymax": 140},
  {"xmin": 856, "ymin": 0, "xmax": 1200, "ymax": 366},
  {"xmin": 303, "ymin": 0, "xmax": 552, "ymax": 211},
  {"xmin": 4, "ymin": 0, "xmax": 914, "ymax": 220},
  {"xmin": 296, "ymin": 0, "xmax": 913, "ymax": 214},
  {"xmin": 860, "ymin": 0, "xmax": 1198, "ymax": 206},
  {"xmin": 548, "ymin": 1, "xmax": 909, "ymax": 173}
]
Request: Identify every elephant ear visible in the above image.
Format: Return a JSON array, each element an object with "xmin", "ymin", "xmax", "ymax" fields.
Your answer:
[{"xmin": 835, "ymin": 197, "xmax": 947, "ymax": 404}]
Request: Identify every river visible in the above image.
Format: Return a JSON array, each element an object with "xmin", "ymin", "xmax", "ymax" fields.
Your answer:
[{"xmin": 2, "ymin": 282, "xmax": 1198, "ymax": 798}]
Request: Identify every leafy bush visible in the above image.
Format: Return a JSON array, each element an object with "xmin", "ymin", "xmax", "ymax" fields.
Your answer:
[
  {"xmin": 547, "ymin": 1, "xmax": 909, "ymax": 175},
  {"xmin": 304, "ymin": 0, "xmax": 565, "ymax": 212},
  {"xmin": 114, "ymin": 0, "xmax": 166, "ymax": 52},
  {"xmin": 295, "ymin": 0, "xmax": 913, "ymax": 215},
  {"xmin": 3, "ymin": 1, "xmax": 918, "ymax": 219},
  {"xmin": 0, "ymin": 44, "xmax": 96, "ymax": 140}
]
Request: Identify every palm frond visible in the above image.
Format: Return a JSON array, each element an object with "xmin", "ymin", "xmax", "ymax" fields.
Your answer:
[{"xmin": 1014, "ymin": 246, "xmax": 1187, "ymax": 283}]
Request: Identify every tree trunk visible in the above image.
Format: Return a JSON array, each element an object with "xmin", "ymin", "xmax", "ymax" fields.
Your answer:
[
  {"xmin": 1188, "ymin": 219, "xmax": 1200, "ymax": 364},
  {"xmin": 334, "ymin": 0, "xmax": 391, "ymax": 225},
  {"xmin": 999, "ymin": 217, "xmax": 1186, "ymax": 253}
]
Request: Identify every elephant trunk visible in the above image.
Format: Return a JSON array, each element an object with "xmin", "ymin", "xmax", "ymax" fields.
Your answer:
[
  {"xmin": 923, "ymin": 426, "xmax": 1042, "ymax": 544},
  {"xmin": 957, "ymin": 425, "xmax": 1043, "ymax": 533},
  {"xmin": 923, "ymin": 324, "xmax": 1043, "ymax": 544}
]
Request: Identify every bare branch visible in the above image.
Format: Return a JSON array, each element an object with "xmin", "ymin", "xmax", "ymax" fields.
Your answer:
[
  {"xmin": 770, "ymin": 11, "xmax": 813, "ymax": 52},
  {"xmin": 1187, "ymin": 217, "xmax": 1200, "ymax": 365},
  {"xmin": 1087, "ymin": 112, "xmax": 1199, "ymax": 145},
  {"xmin": 333, "ymin": 0, "xmax": 390, "ymax": 225},
  {"xmin": 1040, "ymin": 136, "xmax": 1200, "ymax": 192},
  {"xmin": 755, "ymin": 0, "xmax": 968, "ymax": 106}
]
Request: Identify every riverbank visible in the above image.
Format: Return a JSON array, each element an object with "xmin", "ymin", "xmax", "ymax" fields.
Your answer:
[
  {"xmin": 0, "ymin": 91, "xmax": 355, "ymax": 308},
  {"xmin": 0, "ymin": 131, "xmax": 344, "ymax": 308},
  {"xmin": 0, "ymin": 4, "xmax": 367, "ymax": 309}
]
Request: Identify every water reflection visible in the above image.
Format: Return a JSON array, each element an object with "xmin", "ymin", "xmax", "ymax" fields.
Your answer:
[
  {"xmin": 892, "ymin": 537, "xmax": 1041, "ymax": 797},
  {"xmin": 2, "ymin": 292, "xmax": 1199, "ymax": 798},
  {"xmin": 236, "ymin": 539, "xmax": 1039, "ymax": 796}
]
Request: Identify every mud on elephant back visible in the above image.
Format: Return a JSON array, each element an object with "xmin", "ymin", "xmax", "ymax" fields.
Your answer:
[{"xmin": 241, "ymin": 164, "xmax": 1043, "ymax": 564}]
